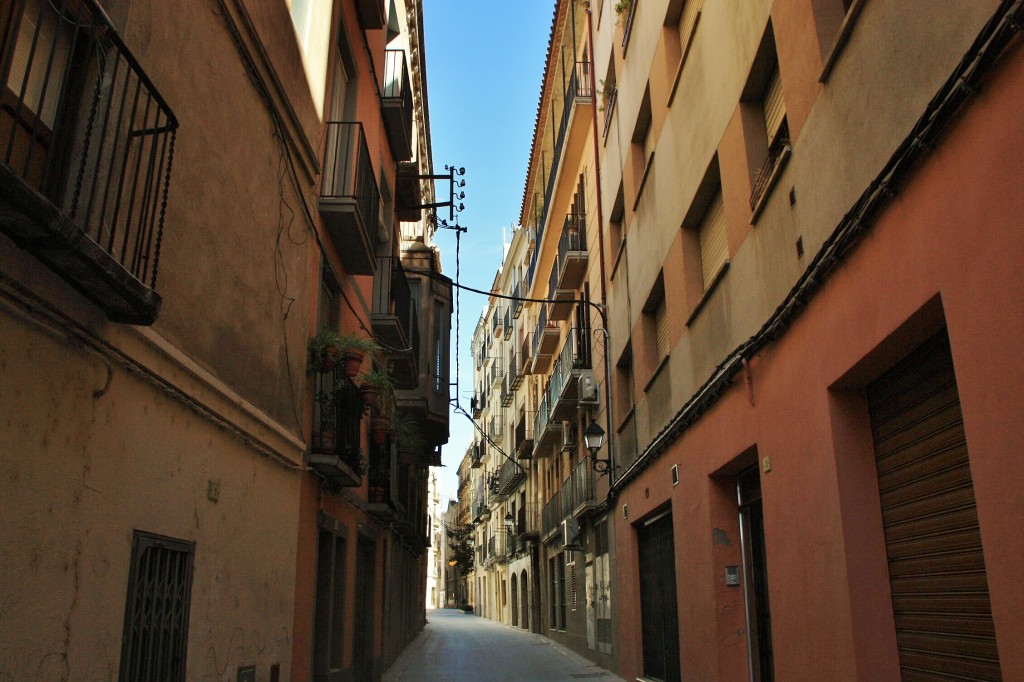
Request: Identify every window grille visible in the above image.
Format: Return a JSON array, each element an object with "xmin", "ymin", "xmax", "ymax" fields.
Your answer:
[{"xmin": 119, "ymin": 532, "xmax": 195, "ymax": 682}]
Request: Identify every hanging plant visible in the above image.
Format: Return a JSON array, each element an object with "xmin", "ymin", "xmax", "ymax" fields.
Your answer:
[
  {"xmin": 359, "ymin": 368, "xmax": 395, "ymax": 411},
  {"xmin": 371, "ymin": 415, "xmax": 391, "ymax": 445},
  {"xmin": 307, "ymin": 331, "xmax": 381, "ymax": 377}
]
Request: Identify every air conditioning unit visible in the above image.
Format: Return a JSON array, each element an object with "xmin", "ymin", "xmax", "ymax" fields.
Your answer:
[
  {"xmin": 562, "ymin": 518, "xmax": 581, "ymax": 550},
  {"xmin": 577, "ymin": 370, "xmax": 599, "ymax": 407},
  {"xmin": 560, "ymin": 423, "xmax": 577, "ymax": 451}
]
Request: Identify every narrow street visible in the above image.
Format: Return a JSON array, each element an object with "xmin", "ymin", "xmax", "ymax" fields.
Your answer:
[{"xmin": 383, "ymin": 610, "xmax": 626, "ymax": 682}]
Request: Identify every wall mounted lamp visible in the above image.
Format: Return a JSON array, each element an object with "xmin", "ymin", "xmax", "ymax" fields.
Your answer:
[{"xmin": 584, "ymin": 420, "xmax": 611, "ymax": 474}]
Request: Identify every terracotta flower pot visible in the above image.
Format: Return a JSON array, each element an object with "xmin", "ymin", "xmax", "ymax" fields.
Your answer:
[
  {"xmin": 371, "ymin": 416, "xmax": 390, "ymax": 444},
  {"xmin": 342, "ymin": 350, "xmax": 365, "ymax": 379},
  {"xmin": 320, "ymin": 345, "xmax": 341, "ymax": 371},
  {"xmin": 360, "ymin": 384, "xmax": 380, "ymax": 406}
]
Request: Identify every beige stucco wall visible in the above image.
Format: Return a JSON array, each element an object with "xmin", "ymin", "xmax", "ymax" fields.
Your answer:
[{"xmin": 0, "ymin": 303, "xmax": 301, "ymax": 680}]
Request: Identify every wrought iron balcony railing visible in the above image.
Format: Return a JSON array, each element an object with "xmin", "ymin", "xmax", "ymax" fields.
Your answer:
[
  {"xmin": 0, "ymin": 0, "xmax": 178, "ymax": 324},
  {"xmin": 309, "ymin": 369, "xmax": 363, "ymax": 487},
  {"xmin": 541, "ymin": 490, "xmax": 562, "ymax": 542},
  {"xmin": 750, "ymin": 119, "xmax": 791, "ymax": 214},
  {"xmin": 381, "ymin": 49, "xmax": 413, "ymax": 161},
  {"xmin": 320, "ymin": 121, "xmax": 380, "ymax": 275},
  {"xmin": 514, "ymin": 411, "xmax": 535, "ymax": 460},
  {"xmin": 516, "ymin": 504, "xmax": 540, "ymax": 539},
  {"xmin": 548, "ymin": 327, "xmax": 592, "ymax": 421},
  {"xmin": 495, "ymin": 457, "xmax": 526, "ymax": 499},
  {"xmin": 563, "ymin": 458, "xmax": 596, "ymax": 517},
  {"xmin": 372, "ymin": 256, "xmax": 417, "ymax": 387}
]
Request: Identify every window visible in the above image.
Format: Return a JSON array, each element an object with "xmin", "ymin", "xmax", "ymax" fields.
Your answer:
[
  {"xmin": 697, "ymin": 188, "xmax": 728, "ymax": 290},
  {"xmin": 609, "ymin": 183, "xmax": 626, "ymax": 271},
  {"xmin": 119, "ymin": 532, "xmax": 195, "ymax": 682},
  {"xmin": 654, "ymin": 299, "xmax": 669, "ymax": 360},
  {"xmin": 743, "ymin": 24, "xmax": 791, "ymax": 216},
  {"xmin": 558, "ymin": 552, "xmax": 568, "ymax": 629},
  {"xmin": 631, "ymin": 87, "xmax": 654, "ymax": 206},
  {"xmin": 665, "ymin": 0, "xmax": 702, "ymax": 105},
  {"xmin": 434, "ymin": 300, "xmax": 446, "ymax": 392},
  {"xmin": 600, "ymin": 58, "xmax": 617, "ymax": 139},
  {"xmin": 642, "ymin": 274, "xmax": 668, "ymax": 372},
  {"xmin": 815, "ymin": 0, "xmax": 866, "ymax": 81}
]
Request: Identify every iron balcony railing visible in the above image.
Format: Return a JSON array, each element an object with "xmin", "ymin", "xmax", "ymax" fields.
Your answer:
[
  {"xmin": 534, "ymin": 388, "xmax": 552, "ymax": 445},
  {"xmin": 321, "ymin": 121, "xmax": 380, "ymax": 272},
  {"xmin": 516, "ymin": 504, "xmax": 540, "ymax": 538},
  {"xmin": 503, "ymin": 306, "xmax": 512, "ymax": 338},
  {"xmin": 750, "ymin": 119, "xmax": 791, "ymax": 210},
  {"xmin": 491, "ymin": 305, "xmax": 501, "ymax": 334},
  {"xmin": 532, "ymin": 304, "xmax": 550, "ymax": 358},
  {"xmin": 512, "ymin": 282, "xmax": 523, "ymax": 318},
  {"xmin": 564, "ymin": 458, "xmax": 595, "ymax": 516},
  {"xmin": 509, "ymin": 350, "xmax": 522, "ymax": 389},
  {"xmin": 557, "ymin": 212, "xmax": 586, "ymax": 271},
  {"xmin": 381, "ymin": 49, "xmax": 413, "ymax": 161},
  {"xmin": 310, "ymin": 369, "xmax": 363, "ymax": 473},
  {"xmin": 602, "ymin": 84, "xmax": 618, "ymax": 139},
  {"xmin": 549, "ymin": 327, "xmax": 592, "ymax": 407},
  {"xmin": 0, "ymin": 0, "xmax": 178, "ymax": 319},
  {"xmin": 372, "ymin": 256, "xmax": 413, "ymax": 339},
  {"xmin": 495, "ymin": 457, "xmax": 526, "ymax": 498},
  {"xmin": 515, "ymin": 411, "xmax": 535, "ymax": 459},
  {"xmin": 541, "ymin": 490, "xmax": 562, "ymax": 540}
]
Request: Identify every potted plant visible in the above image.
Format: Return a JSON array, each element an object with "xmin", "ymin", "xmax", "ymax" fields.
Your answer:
[
  {"xmin": 393, "ymin": 411, "xmax": 424, "ymax": 464},
  {"xmin": 307, "ymin": 331, "xmax": 381, "ymax": 378},
  {"xmin": 358, "ymin": 368, "xmax": 394, "ymax": 408}
]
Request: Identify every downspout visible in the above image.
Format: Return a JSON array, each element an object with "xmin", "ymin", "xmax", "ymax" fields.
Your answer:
[{"xmin": 584, "ymin": 2, "xmax": 615, "ymax": 486}]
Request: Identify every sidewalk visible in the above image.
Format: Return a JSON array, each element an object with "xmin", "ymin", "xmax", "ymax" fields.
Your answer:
[{"xmin": 383, "ymin": 609, "xmax": 626, "ymax": 682}]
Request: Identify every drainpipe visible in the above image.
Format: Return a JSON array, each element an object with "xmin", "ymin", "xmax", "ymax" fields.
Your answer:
[{"xmin": 584, "ymin": 2, "xmax": 615, "ymax": 486}]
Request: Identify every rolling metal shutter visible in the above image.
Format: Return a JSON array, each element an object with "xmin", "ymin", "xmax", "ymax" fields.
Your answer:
[
  {"xmin": 637, "ymin": 511, "xmax": 681, "ymax": 682},
  {"xmin": 698, "ymin": 189, "xmax": 727, "ymax": 289},
  {"xmin": 762, "ymin": 67, "xmax": 785, "ymax": 145},
  {"xmin": 867, "ymin": 330, "xmax": 1001, "ymax": 680}
]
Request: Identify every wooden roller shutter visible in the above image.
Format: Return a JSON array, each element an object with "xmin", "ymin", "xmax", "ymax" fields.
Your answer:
[
  {"xmin": 655, "ymin": 299, "xmax": 670, "ymax": 359},
  {"xmin": 698, "ymin": 188, "xmax": 727, "ymax": 289},
  {"xmin": 867, "ymin": 330, "xmax": 1001, "ymax": 680}
]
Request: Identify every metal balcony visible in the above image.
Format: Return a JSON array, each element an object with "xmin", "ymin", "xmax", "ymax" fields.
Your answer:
[
  {"xmin": 381, "ymin": 49, "xmax": 413, "ymax": 161},
  {"xmin": 541, "ymin": 490, "xmax": 562, "ymax": 544},
  {"xmin": 532, "ymin": 305, "xmax": 560, "ymax": 374},
  {"xmin": 395, "ymin": 161, "xmax": 422, "ymax": 221},
  {"xmin": 502, "ymin": 354, "xmax": 518, "ymax": 406},
  {"xmin": 0, "ymin": 0, "xmax": 178, "ymax": 325},
  {"xmin": 366, "ymin": 444, "xmax": 403, "ymax": 521},
  {"xmin": 510, "ymin": 351, "xmax": 523, "ymax": 390},
  {"xmin": 547, "ymin": 264, "xmax": 575, "ymax": 321},
  {"xmin": 516, "ymin": 504, "xmax": 540, "ymax": 540},
  {"xmin": 514, "ymin": 411, "xmax": 535, "ymax": 460},
  {"xmin": 319, "ymin": 122, "xmax": 380, "ymax": 276},
  {"xmin": 500, "ymin": 372, "xmax": 512, "ymax": 407},
  {"xmin": 372, "ymin": 256, "xmax": 417, "ymax": 387},
  {"xmin": 492, "ymin": 305, "xmax": 504, "ymax": 336},
  {"xmin": 309, "ymin": 369, "xmax": 363, "ymax": 488},
  {"xmin": 495, "ymin": 458, "xmax": 526, "ymax": 499},
  {"xmin": 548, "ymin": 328, "xmax": 593, "ymax": 422},
  {"xmin": 503, "ymin": 306, "xmax": 513, "ymax": 338},
  {"xmin": 564, "ymin": 458, "xmax": 596, "ymax": 518},
  {"xmin": 512, "ymin": 283, "xmax": 523, "ymax": 318},
  {"xmin": 556, "ymin": 212, "xmax": 588, "ymax": 289},
  {"xmin": 533, "ymin": 390, "xmax": 561, "ymax": 457}
]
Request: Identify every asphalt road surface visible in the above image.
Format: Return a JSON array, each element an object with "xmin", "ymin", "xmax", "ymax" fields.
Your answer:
[{"xmin": 383, "ymin": 609, "xmax": 627, "ymax": 682}]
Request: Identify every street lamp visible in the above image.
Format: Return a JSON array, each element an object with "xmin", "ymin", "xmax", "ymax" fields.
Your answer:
[{"xmin": 584, "ymin": 420, "xmax": 611, "ymax": 474}]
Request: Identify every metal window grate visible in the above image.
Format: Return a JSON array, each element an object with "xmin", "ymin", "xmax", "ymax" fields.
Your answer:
[{"xmin": 119, "ymin": 531, "xmax": 195, "ymax": 682}]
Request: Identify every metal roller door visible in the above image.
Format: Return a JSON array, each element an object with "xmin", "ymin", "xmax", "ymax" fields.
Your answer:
[
  {"xmin": 637, "ymin": 510, "xmax": 681, "ymax": 682},
  {"xmin": 867, "ymin": 330, "xmax": 1001, "ymax": 680}
]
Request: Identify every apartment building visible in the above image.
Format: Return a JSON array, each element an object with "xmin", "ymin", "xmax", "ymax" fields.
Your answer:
[
  {"xmin": 0, "ymin": 0, "xmax": 448, "ymax": 680},
  {"xmin": 588, "ymin": 0, "xmax": 1024, "ymax": 680},
  {"xmin": 465, "ymin": 0, "xmax": 618, "ymax": 668}
]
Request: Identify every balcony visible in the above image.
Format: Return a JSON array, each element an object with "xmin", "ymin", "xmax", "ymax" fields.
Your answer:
[
  {"xmin": 495, "ymin": 458, "xmax": 526, "ymax": 499},
  {"xmin": 520, "ymin": 337, "xmax": 534, "ymax": 376},
  {"xmin": 547, "ymin": 264, "xmax": 575, "ymax": 321},
  {"xmin": 502, "ymin": 353, "xmax": 518, "ymax": 406},
  {"xmin": 563, "ymin": 459, "xmax": 596, "ymax": 518},
  {"xmin": 492, "ymin": 305, "xmax": 504, "ymax": 336},
  {"xmin": 367, "ymin": 444, "xmax": 402, "ymax": 521},
  {"xmin": 514, "ymin": 411, "xmax": 535, "ymax": 460},
  {"xmin": 472, "ymin": 392, "xmax": 485, "ymax": 418},
  {"xmin": 548, "ymin": 327, "xmax": 592, "ymax": 422},
  {"xmin": 512, "ymin": 283, "xmax": 523, "ymax": 318},
  {"xmin": 319, "ymin": 122, "xmax": 380, "ymax": 276},
  {"xmin": 381, "ymin": 49, "xmax": 413, "ymax": 161},
  {"xmin": 372, "ymin": 256, "xmax": 417, "ymax": 387},
  {"xmin": 510, "ymin": 351, "xmax": 523, "ymax": 390},
  {"xmin": 516, "ymin": 504, "xmax": 540, "ymax": 541},
  {"xmin": 0, "ymin": 0, "xmax": 178, "ymax": 325},
  {"xmin": 309, "ymin": 369, "xmax": 363, "ymax": 488},
  {"xmin": 556, "ymin": 212, "xmax": 588, "ymax": 290},
  {"xmin": 532, "ymin": 306, "xmax": 560, "ymax": 374},
  {"xmin": 750, "ymin": 120, "xmax": 792, "ymax": 220},
  {"xmin": 541, "ymin": 490, "xmax": 562, "ymax": 544},
  {"xmin": 533, "ymin": 390, "xmax": 561, "ymax": 457},
  {"xmin": 395, "ymin": 161, "xmax": 422, "ymax": 221}
]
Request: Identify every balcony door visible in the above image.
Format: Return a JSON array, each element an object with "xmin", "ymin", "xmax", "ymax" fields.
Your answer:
[{"xmin": 0, "ymin": 0, "xmax": 76, "ymax": 191}]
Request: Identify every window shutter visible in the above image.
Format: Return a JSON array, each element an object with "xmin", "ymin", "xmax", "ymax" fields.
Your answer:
[
  {"xmin": 762, "ymin": 67, "xmax": 786, "ymax": 144},
  {"xmin": 698, "ymin": 189, "xmax": 728, "ymax": 288},
  {"xmin": 655, "ymin": 300, "xmax": 670, "ymax": 359},
  {"xmin": 678, "ymin": 0, "xmax": 701, "ymax": 54}
]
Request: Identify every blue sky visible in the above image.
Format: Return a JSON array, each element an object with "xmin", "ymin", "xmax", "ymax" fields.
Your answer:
[{"xmin": 422, "ymin": 1, "xmax": 554, "ymax": 501}]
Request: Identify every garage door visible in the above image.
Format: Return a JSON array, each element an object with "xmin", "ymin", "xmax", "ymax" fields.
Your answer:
[{"xmin": 868, "ymin": 330, "xmax": 1001, "ymax": 680}]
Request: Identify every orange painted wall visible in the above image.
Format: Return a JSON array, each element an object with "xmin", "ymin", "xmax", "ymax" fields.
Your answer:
[{"xmin": 613, "ymin": 39, "xmax": 1024, "ymax": 682}]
